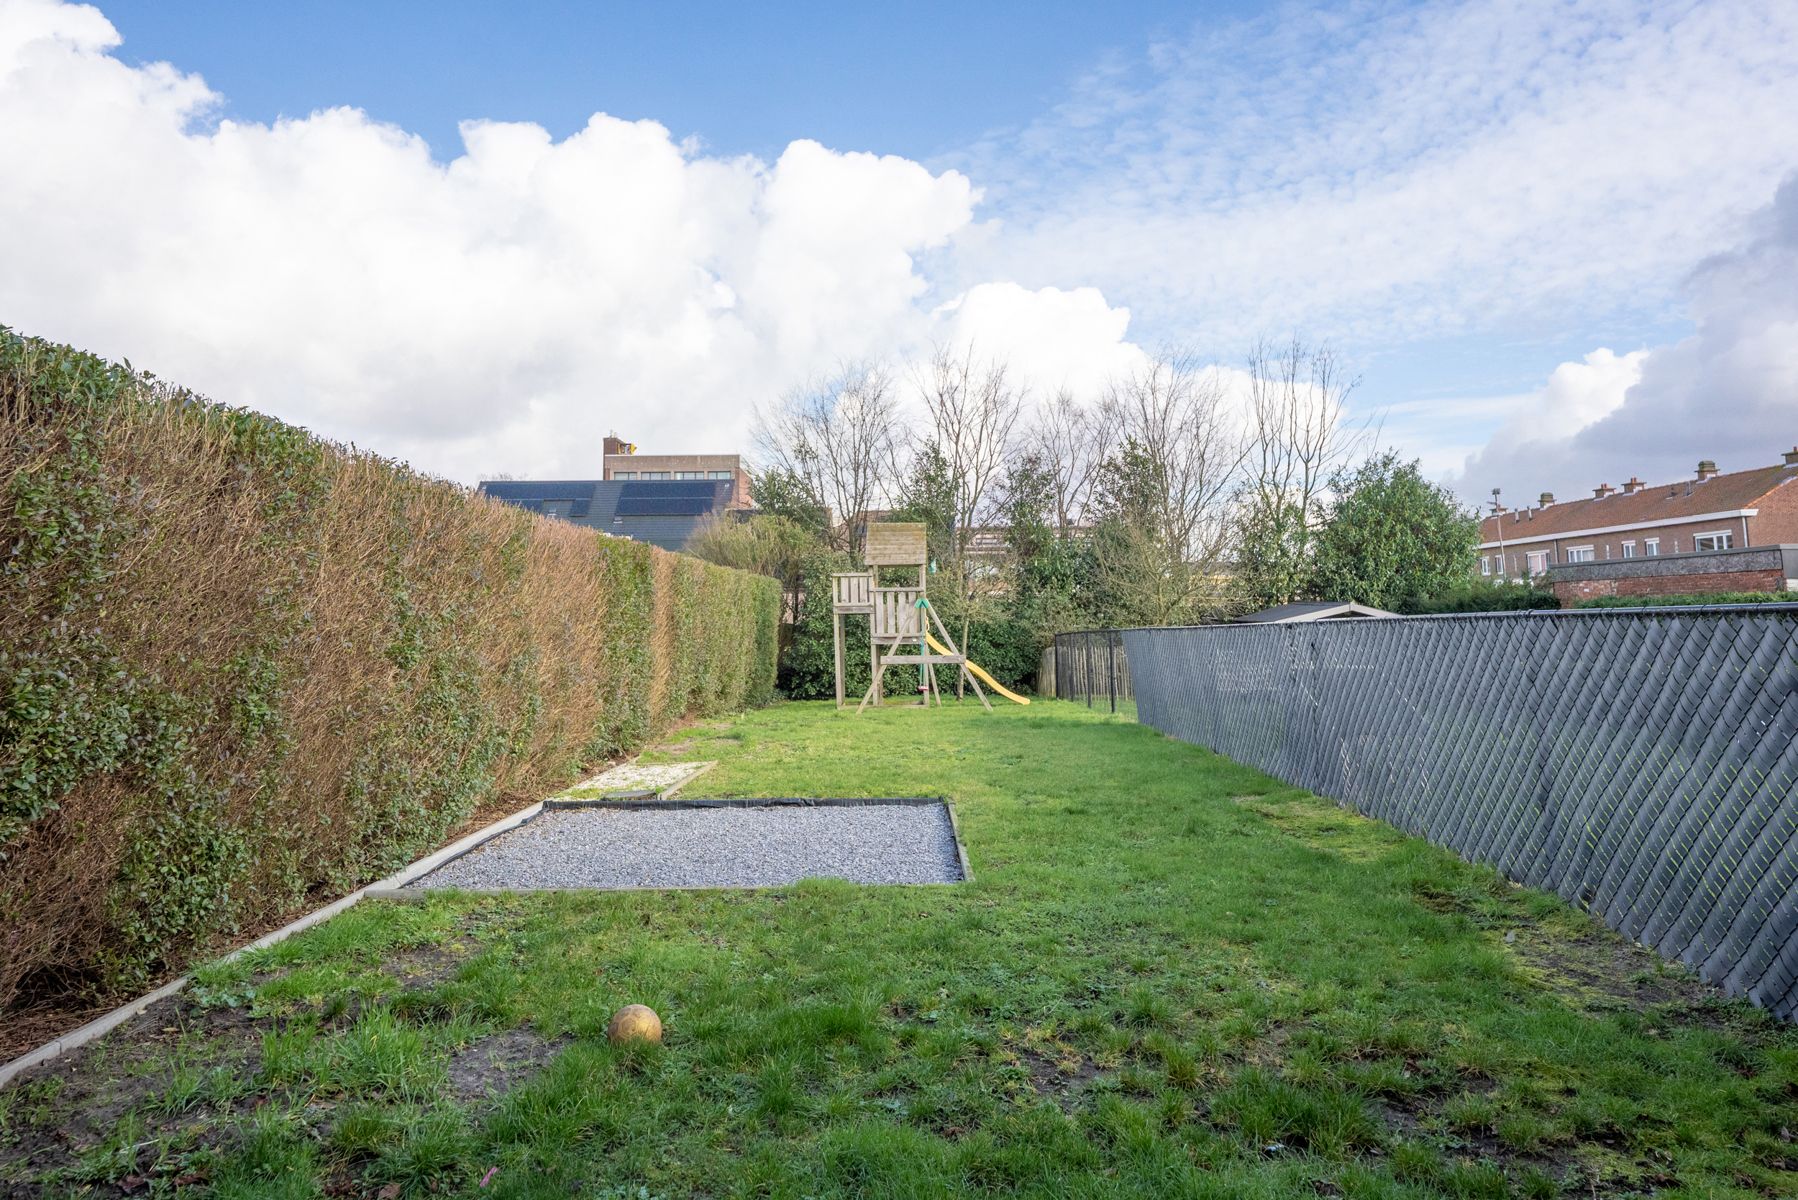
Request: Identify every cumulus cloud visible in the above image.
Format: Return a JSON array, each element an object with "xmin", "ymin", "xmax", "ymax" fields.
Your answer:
[
  {"xmin": 0, "ymin": 0, "xmax": 1142, "ymax": 481},
  {"xmin": 5, "ymin": 0, "xmax": 1798, "ymax": 489},
  {"xmin": 936, "ymin": 283, "xmax": 1148, "ymax": 397},
  {"xmin": 1456, "ymin": 177, "xmax": 1798, "ymax": 501}
]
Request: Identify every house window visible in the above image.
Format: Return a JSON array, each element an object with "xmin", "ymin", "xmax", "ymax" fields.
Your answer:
[
  {"xmin": 1567, "ymin": 546, "xmax": 1595, "ymax": 563},
  {"xmin": 675, "ymin": 471, "xmax": 704, "ymax": 479},
  {"xmin": 707, "ymin": 470, "xmax": 733, "ymax": 479},
  {"xmin": 1526, "ymin": 550, "xmax": 1549, "ymax": 575},
  {"xmin": 644, "ymin": 471, "xmax": 670, "ymax": 479},
  {"xmin": 614, "ymin": 471, "xmax": 636, "ymax": 480},
  {"xmin": 1692, "ymin": 531, "xmax": 1734, "ymax": 552},
  {"xmin": 1622, "ymin": 540, "xmax": 1636, "ymax": 558},
  {"xmin": 1644, "ymin": 538, "xmax": 1660, "ymax": 556},
  {"xmin": 1480, "ymin": 556, "xmax": 1492, "ymax": 576}
]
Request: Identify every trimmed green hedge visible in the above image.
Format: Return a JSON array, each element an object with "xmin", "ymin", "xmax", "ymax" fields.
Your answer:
[
  {"xmin": 0, "ymin": 329, "xmax": 778, "ymax": 1013},
  {"xmin": 1574, "ymin": 591, "xmax": 1792, "ymax": 609},
  {"xmin": 1401, "ymin": 581, "xmax": 1560, "ymax": 614}
]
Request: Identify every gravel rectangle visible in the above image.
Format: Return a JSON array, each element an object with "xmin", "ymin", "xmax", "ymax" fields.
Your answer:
[{"xmin": 404, "ymin": 801, "xmax": 966, "ymax": 890}]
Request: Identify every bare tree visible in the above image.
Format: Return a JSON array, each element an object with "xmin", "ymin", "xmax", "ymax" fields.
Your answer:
[
  {"xmin": 752, "ymin": 362, "xmax": 907, "ymax": 556},
  {"xmin": 1029, "ymin": 386, "xmax": 1116, "ymax": 535},
  {"xmin": 913, "ymin": 346, "xmax": 1025, "ymax": 569},
  {"xmin": 1235, "ymin": 336, "xmax": 1365, "ymax": 606},
  {"xmin": 1087, "ymin": 351, "xmax": 1248, "ymax": 624}
]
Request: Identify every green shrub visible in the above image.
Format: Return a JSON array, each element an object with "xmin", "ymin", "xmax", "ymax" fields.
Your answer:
[
  {"xmin": 0, "ymin": 327, "xmax": 779, "ymax": 1011},
  {"xmin": 1574, "ymin": 591, "xmax": 1791, "ymax": 609},
  {"xmin": 1401, "ymin": 581, "xmax": 1560, "ymax": 614}
]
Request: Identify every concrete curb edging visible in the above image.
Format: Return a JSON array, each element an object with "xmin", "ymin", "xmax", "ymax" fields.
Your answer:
[{"xmin": 0, "ymin": 797, "xmax": 547, "ymax": 1091}]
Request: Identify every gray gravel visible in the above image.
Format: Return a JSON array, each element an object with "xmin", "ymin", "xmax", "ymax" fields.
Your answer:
[{"xmin": 406, "ymin": 803, "xmax": 964, "ymax": 890}]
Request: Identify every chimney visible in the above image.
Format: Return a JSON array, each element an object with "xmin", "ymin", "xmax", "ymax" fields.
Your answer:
[
  {"xmin": 1621, "ymin": 476, "xmax": 1645, "ymax": 494},
  {"xmin": 1695, "ymin": 459, "xmax": 1719, "ymax": 481},
  {"xmin": 1592, "ymin": 483, "xmax": 1616, "ymax": 498},
  {"xmin": 1784, "ymin": 446, "xmax": 1798, "ymax": 466},
  {"xmin": 1538, "ymin": 492, "xmax": 1555, "ymax": 506},
  {"xmin": 603, "ymin": 434, "xmax": 635, "ymax": 457}
]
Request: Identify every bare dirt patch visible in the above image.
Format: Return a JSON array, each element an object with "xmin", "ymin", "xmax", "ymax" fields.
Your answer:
[
  {"xmin": 0, "ymin": 993, "xmax": 263, "ymax": 1197},
  {"xmin": 1506, "ymin": 924, "xmax": 1732, "ymax": 1018},
  {"xmin": 1009, "ymin": 1042, "xmax": 1104, "ymax": 1109},
  {"xmin": 445, "ymin": 1027, "xmax": 569, "ymax": 1102}
]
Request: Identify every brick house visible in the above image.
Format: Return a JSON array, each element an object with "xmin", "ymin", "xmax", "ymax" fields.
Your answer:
[
  {"xmin": 602, "ymin": 434, "xmax": 752, "ymax": 509},
  {"xmin": 1476, "ymin": 449, "xmax": 1798, "ymax": 599}
]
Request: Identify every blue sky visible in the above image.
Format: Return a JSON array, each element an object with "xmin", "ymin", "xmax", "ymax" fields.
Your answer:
[
  {"xmin": 4, "ymin": 0, "xmax": 1796, "ymax": 496},
  {"xmin": 99, "ymin": 1, "xmax": 1236, "ymax": 163}
]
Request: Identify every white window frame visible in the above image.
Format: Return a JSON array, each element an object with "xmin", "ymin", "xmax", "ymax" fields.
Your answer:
[
  {"xmin": 1691, "ymin": 530, "xmax": 1734, "ymax": 552},
  {"xmin": 1566, "ymin": 545, "xmax": 1595, "ymax": 563},
  {"xmin": 1526, "ymin": 550, "xmax": 1549, "ymax": 575},
  {"xmin": 1622, "ymin": 540, "xmax": 1636, "ymax": 558},
  {"xmin": 1481, "ymin": 555, "xmax": 1492, "ymax": 576},
  {"xmin": 1644, "ymin": 538, "xmax": 1660, "ymax": 556}
]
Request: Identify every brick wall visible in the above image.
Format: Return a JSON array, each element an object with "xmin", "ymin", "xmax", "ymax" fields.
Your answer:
[{"xmin": 1554, "ymin": 568, "xmax": 1786, "ymax": 603}]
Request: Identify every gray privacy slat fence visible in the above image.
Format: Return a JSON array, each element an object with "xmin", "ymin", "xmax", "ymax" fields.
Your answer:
[{"xmin": 1058, "ymin": 608, "xmax": 1798, "ymax": 1020}]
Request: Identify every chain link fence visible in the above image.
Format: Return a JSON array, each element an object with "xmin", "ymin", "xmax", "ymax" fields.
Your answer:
[{"xmin": 1064, "ymin": 607, "xmax": 1798, "ymax": 1021}]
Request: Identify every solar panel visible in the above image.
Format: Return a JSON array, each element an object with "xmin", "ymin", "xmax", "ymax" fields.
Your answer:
[{"xmin": 614, "ymin": 480, "xmax": 728, "ymax": 516}]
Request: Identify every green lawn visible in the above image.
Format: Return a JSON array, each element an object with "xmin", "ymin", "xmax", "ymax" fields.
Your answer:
[{"xmin": 5, "ymin": 700, "xmax": 1797, "ymax": 1198}]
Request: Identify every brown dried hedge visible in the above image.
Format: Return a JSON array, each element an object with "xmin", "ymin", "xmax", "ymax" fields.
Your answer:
[{"xmin": 0, "ymin": 329, "xmax": 779, "ymax": 1016}]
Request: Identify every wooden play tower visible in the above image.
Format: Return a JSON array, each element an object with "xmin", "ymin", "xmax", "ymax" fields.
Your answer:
[{"xmin": 830, "ymin": 523, "xmax": 993, "ymax": 713}]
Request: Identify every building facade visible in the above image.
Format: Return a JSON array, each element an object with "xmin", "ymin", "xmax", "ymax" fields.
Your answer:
[
  {"xmin": 1478, "ymin": 449, "xmax": 1798, "ymax": 586},
  {"xmin": 602, "ymin": 435, "xmax": 751, "ymax": 509}
]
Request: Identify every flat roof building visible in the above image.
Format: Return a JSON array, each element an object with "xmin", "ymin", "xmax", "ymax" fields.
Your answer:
[{"xmin": 602, "ymin": 434, "xmax": 751, "ymax": 510}]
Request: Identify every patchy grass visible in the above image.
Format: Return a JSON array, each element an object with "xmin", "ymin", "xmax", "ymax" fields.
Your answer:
[{"xmin": 4, "ymin": 700, "xmax": 1797, "ymax": 1198}]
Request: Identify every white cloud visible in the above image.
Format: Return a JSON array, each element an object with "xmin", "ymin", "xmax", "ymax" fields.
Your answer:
[
  {"xmin": 0, "ymin": 0, "xmax": 1139, "ymax": 481},
  {"xmin": 957, "ymin": 0, "xmax": 1798, "ymax": 348},
  {"xmin": 937, "ymin": 282, "xmax": 1147, "ymax": 397},
  {"xmin": 1455, "ymin": 176, "xmax": 1798, "ymax": 500},
  {"xmin": 4, "ymin": 0, "xmax": 1797, "ymax": 488}
]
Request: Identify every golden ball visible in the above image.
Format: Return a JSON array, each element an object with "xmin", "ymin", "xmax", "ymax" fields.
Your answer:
[{"xmin": 605, "ymin": 1003, "xmax": 663, "ymax": 1045}]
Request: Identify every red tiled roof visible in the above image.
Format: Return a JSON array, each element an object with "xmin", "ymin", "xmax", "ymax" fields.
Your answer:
[{"xmin": 1479, "ymin": 461, "xmax": 1798, "ymax": 543}]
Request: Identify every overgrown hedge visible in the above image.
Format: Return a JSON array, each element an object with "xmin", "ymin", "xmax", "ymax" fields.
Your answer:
[{"xmin": 0, "ymin": 330, "xmax": 778, "ymax": 1014}]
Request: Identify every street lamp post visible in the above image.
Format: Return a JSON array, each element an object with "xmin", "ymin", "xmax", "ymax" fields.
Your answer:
[{"xmin": 1491, "ymin": 488, "xmax": 1507, "ymax": 581}]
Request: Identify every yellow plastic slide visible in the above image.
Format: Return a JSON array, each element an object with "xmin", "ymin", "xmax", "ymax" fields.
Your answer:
[{"xmin": 924, "ymin": 633, "xmax": 1030, "ymax": 704}]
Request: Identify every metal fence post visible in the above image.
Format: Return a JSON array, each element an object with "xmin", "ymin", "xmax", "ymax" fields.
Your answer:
[
  {"xmin": 1084, "ymin": 632, "xmax": 1094, "ymax": 708},
  {"xmin": 1107, "ymin": 632, "xmax": 1117, "ymax": 713}
]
